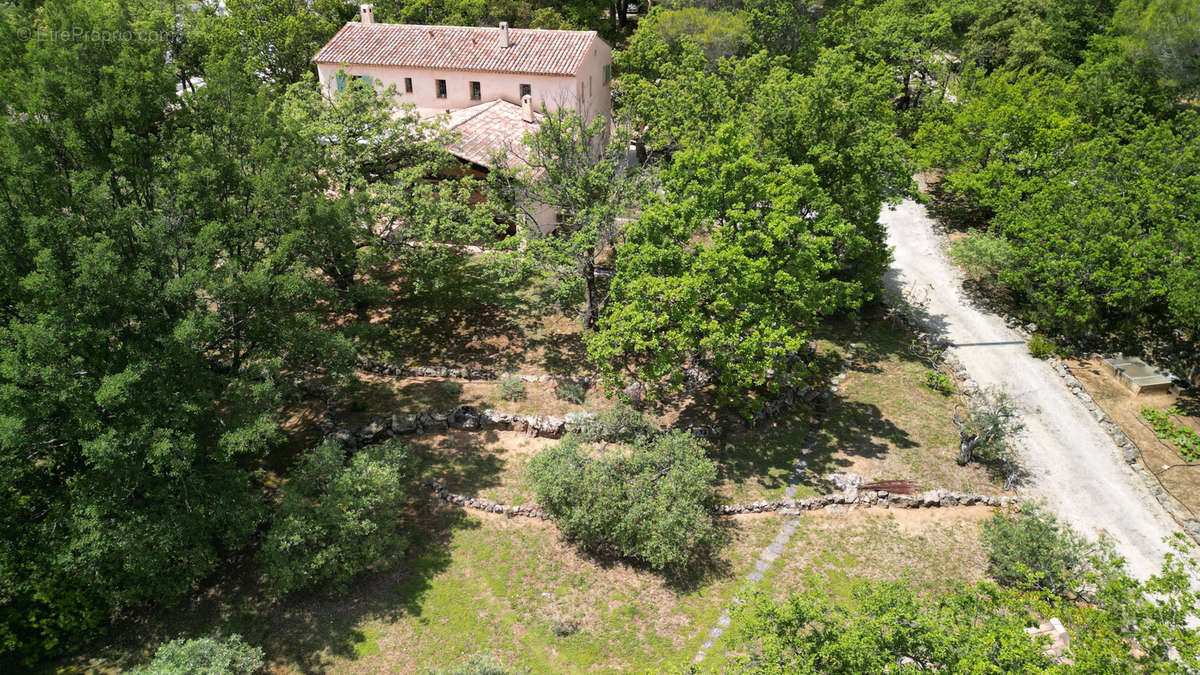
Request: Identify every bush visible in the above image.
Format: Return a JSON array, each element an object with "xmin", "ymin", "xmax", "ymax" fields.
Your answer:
[
  {"xmin": 441, "ymin": 380, "xmax": 464, "ymax": 403},
  {"xmin": 948, "ymin": 230, "xmax": 1015, "ymax": 280},
  {"xmin": 498, "ymin": 375, "xmax": 526, "ymax": 402},
  {"xmin": 131, "ymin": 634, "xmax": 263, "ymax": 675},
  {"xmin": 554, "ymin": 379, "xmax": 587, "ymax": 404},
  {"xmin": 1027, "ymin": 334, "xmax": 1059, "ymax": 359},
  {"xmin": 260, "ymin": 439, "xmax": 411, "ymax": 595},
  {"xmin": 527, "ymin": 431, "xmax": 723, "ymax": 571},
  {"xmin": 567, "ymin": 403, "xmax": 657, "ymax": 443},
  {"xmin": 923, "ymin": 370, "xmax": 953, "ymax": 395},
  {"xmin": 981, "ymin": 503, "xmax": 1088, "ymax": 596},
  {"xmin": 429, "ymin": 652, "xmax": 525, "ymax": 675},
  {"xmin": 955, "ymin": 387, "xmax": 1024, "ymax": 476}
]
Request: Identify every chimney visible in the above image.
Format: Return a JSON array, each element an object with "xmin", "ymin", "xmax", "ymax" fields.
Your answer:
[
  {"xmin": 499, "ymin": 21, "xmax": 510, "ymax": 48},
  {"xmin": 359, "ymin": 4, "xmax": 374, "ymax": 24},
  {"xmin": 521, "ymin": 94, "xmax": 533, "ymax": 123}
]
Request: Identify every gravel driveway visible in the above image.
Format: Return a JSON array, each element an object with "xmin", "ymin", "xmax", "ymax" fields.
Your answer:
[{"xmin": 882, "ymin": 199, "xmax": 1179, "ymax": 579}]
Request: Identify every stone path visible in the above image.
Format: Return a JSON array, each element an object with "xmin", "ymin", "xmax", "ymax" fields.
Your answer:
[{"xmin": 691, "ymin": 320, "xmax": 861, "ymax": 664}]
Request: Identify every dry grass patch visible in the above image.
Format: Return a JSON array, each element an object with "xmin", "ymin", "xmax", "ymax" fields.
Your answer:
[
  {"xmin": 340, "ymin": 372, "xmax": 611, "ymax": 422},
  {"xmin": 410, "ymin": 429, "xmax": 557, "ymax": 505},
  {"xmin": 770, "ymin": 507, "xmax": 991, "ymax": 601},
  {"xmin": 802, "ymin": 319, "xmax": 996, "ymax": 493}
]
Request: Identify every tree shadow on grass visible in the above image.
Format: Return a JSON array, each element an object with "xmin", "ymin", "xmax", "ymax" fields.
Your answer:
[
  {"xmin": 563, "ymin": 516, "xmax": 737, "ymax": 595},
  {"xmin": 65, "ymin": 498, "xmax": 479, "ymax": 674},
  {"xmin": 796, "ymin": 400, "xmax": 918, "ymax": 492},
  {"xmin": 353, "ymin": 252, "xmax": 543, "ymax": 372},
  {"xmin": 410, "ymin": 429, "xmax": 510, "ymax": 497}
]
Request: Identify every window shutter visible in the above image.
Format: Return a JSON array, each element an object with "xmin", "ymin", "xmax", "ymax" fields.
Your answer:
[{"xmin": 335, "ymin": 72, "xmax": 346, "ymax": 92}]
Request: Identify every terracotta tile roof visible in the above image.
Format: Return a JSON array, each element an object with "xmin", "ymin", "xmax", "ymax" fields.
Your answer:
[
  {"xmin": 313, "ymin": 22, "xmax": 597, "ymax": 76},
  {"xmin": 444, "ymin": 99, "xmax": 541, "ymax": 169}
]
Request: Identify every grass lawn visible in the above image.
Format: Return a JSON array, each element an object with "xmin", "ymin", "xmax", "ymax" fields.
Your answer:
[
  {"xmin": 312, "ymin": 513, "xmax": 783, "ymax": 674},
  {"xmin": 66, "ymin": 302, "xmax": 1004, "ymax": 673},
  {"xmin": 801, "ymin": 317, "xmax": 997, "ymax": 494},
  {"xmin": 68, "ymin": 510, "xmax": 785, "ymax": 674},
  {"xmin": 699, "ymin": 506, "xmax": 993, "ymax": 671}
]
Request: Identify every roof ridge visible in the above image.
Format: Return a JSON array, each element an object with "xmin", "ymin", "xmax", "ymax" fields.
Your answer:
[
  {"xmin": 448, "ymin": 99, "xmax": 504, "ymax": 130},
  {"xmin": 340, "ymin": 21, "xmax": 597, "ymax": 36},
  {"xmin": 312, "ymin": 21, "xmax": 599, "ymax": 76}
]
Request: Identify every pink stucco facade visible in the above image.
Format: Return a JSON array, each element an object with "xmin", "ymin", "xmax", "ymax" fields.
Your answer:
[{"xmin": 314, "ymin": 38, "xmax": 611, "ymax": 123}]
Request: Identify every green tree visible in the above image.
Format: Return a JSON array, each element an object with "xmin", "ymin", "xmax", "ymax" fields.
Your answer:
[
  {"xmin": 743, "ymin": 0, "xmax": 820, "ymax": 69},
  {"xmin": 132, "ymin": 634, "xmax": 264, "ymax": 675},
  {"xmin": 732, "ymin": 537, "xmax": 1200, "ymax": 672},
  {"xmin": 494, "ymin": 110, "xmax": 649, "ymax": 328},
  {"xmin": 260, "ymin": 439, "xmax": 412, "ymax": 596},
  {"xmin": 202, "ymin": 0, "xmax": 353, "ymax": 86},
  {"xmin": 981, "ymin": 503, "xmax": 1090, "ymax": 596},
  {"xmin": 0, "ymin": 1, "xmax": 371, "ymax": 662},
  {"xmin": 527, "ymin": 431, "xmax": 723, "ymax": 571},
  {"xmin": 590, "ymin": 129, "xmax": 874, "ymax": 410},
  {"xmin": 1117, "ymin": 0, "xmax": 1200, "ymax": 97},
  {"xmin": 732, "ymin": 582, "xmax": 1051, "ymax": 673}
]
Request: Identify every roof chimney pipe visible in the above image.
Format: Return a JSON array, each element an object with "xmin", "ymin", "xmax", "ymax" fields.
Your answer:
[
  {"xmin": 359, "ymin": 4, "xmax": 374, "ymax": 25},
  {"xmin": 521, "ymin": 94, "xmax": 534, "ymax": 123},
  {"xmin": 499, "ymin": 21, "xmax": 510, "ymax": 48}
]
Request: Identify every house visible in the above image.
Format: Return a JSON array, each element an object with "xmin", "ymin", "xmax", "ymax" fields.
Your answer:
[{"xmin": 313, "ymin": 5, "xmax": 613, "ymax": 231}]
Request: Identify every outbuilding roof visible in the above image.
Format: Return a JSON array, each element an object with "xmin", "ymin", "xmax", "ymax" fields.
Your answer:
[
  {"xmin": 445, "ymin": 99, "xmax": 541, "ymax": 169},
  {"xmin": 313, "ymin": 22, "xmax": 599, "ymax": 76}
]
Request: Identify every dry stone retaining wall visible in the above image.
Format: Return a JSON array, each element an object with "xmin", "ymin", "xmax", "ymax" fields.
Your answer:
[
  {"xmin": 422, "ymin": 475, "xmax": 1017, "ymax": 522},
  {"xmin": 356, "ymin": 354, "xmax": 595, "ymax": 387}
]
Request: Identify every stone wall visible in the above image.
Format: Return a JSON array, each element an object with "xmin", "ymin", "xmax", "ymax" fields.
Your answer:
[
  {"xmin": 356, "ymin": 354, "xmax": 595, "ymax": 387},
  {"xmin": 421, "ymin": 476, "xmax": 1017, "ymax": 521}
]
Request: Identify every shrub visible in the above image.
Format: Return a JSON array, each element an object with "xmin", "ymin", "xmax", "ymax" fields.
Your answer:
[
  {"xmin": 131, "ymin": 634, "xmax": 263, "ymax": 675},
  {"xmin": 923, "ymin": 370, "xmax": 953, "ymax": 395},
  {"xmin": 948, "ymin": 229, "xmax": 1015, "ymax": 280},
  {"xmin": 554, "ymin": 379, "xmax": 587, "ymax": 404},
  {"xmin": 954, "ymin": 387, "xmax": 1024, "ymax": 478},
  {"xmin": 441, "ymin": 380, "xmax": 463, "ymax": 403},
  {"xmin": 498, "ymin": 375, "xmax": 526, "ymax": 402},
  {"xmin": 430, "ymin": 652, "xmax": 525, "ymax": 675},
  {"xmin": 527, "ymin": 431, "xmax": 723, "ymax": 571},
  {"xmin": 567, "ymin": 403, "xmax": 657, "ymax": 443},
  {"xmin": 1027, "ymin": 334, "xmax": 1059, "ymax": 359},
  {"xmin": 260, "ymin": 439, "xmax": 411, "ymax": 595},
  {"xmin": 981, "ymin": 503, "xmax": 1088, "ymax": 596}
]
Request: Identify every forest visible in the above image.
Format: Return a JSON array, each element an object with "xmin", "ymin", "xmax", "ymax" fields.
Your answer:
[{"xmin": 1, "ymin": 0, "xmax": 1198, "ymax": 671}]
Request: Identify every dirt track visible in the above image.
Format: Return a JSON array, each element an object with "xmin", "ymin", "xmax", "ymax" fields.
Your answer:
[{"xmin": 882, "ymin": 199, "xmax": 1180, "ymax": 579}]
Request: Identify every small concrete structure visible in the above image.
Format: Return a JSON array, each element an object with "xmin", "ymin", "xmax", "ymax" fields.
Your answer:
[{"xmin": 1103, "ymin": 355, "xmax": 1173, "ymax": 394}]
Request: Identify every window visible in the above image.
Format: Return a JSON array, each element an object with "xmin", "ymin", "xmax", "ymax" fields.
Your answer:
[
  {"xmin": 603, "ymin": 64, "xmax": 611, "ymax": 84},
  {"xmin": 589, "ymin": 76, "xmax": 593, "ymax": 98},
  {"xmin": 436, "ymin": 79, "xmax": 447, "ymax": 98},
  {"xmin": 520, "ymin": 83, "xmax": 531, "ymax": 99},
  {"xmin": 404, "ymin": 77, "xmax": 413, "ymax": 93},
  {"xmin": 335, "ymin": 72, "xmax": 346, "ymax": 92},
  {"xmin": 470, "ymin": 81, "xmax": 481, "ymax": 101}
]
